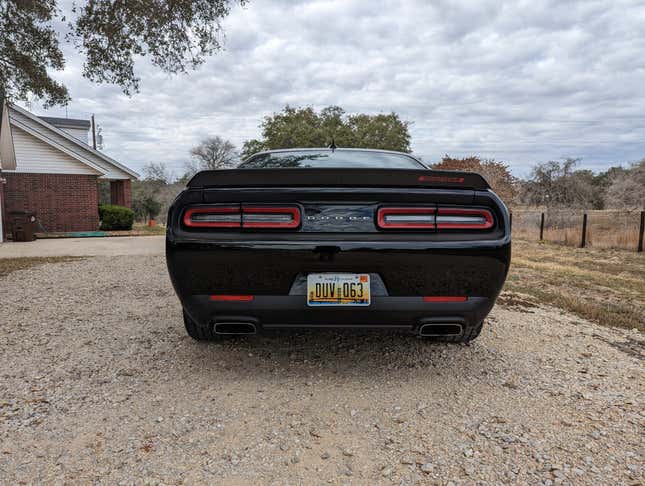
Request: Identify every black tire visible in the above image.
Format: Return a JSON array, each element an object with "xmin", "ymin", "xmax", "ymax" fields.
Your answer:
[
  {"xmin": 183, "ymin": 309, "xmax": 221, "ymax": 341},
  {"xmin": 422, "ymin": 320, "xmax": 484, "ymax": 344}
]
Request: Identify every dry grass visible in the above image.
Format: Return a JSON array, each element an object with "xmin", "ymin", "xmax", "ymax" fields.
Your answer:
[
  {"xmin": 127, "ymin": 223, "xmax": 166, "ymax": 235},
  {"xmin": 511, "ymin": 209, "xmax": 643, "ymax": 251},
  {"xmin": 0, "ymin": 257, "xmax": 84, "ymax": 278},
  {"xmin": 505, "ymin": 239, "xmax": 645, "ymax": 330}
]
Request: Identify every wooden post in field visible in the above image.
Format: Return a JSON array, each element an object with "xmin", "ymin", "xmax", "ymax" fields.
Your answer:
[
  {"xmin": 580, "ymin": 213, "xmax": 588, "ymax": 248},
  {"xmin": 539, "ymin": 212, "xmax": 545, "ymax": 241},
  {"xmin": 638, "ymin": 210, "xmax": 644, "ymax": 252}
]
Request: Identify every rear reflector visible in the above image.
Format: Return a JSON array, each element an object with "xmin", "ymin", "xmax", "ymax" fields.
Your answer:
[
  {"xmin": 183, "ymin": 206, "xmax": 241, "ymax": 228},
  {"xmin": 209, "ymin": 295, "xmax": 254, "ymax": 302},
  {"xmin": 423, "ymin": 296, "xmax": 468, "ymax": 302},
  {"xmin": 242, "ymin": 205, "xmax": 301, "ymax": 229},
  {"xmin": 377, "ymin": 207, "xmax": 436, "ymax": 229},
  {"xmin": 436, "ymin": 208, "xmax": 494, "ymax": 229}
]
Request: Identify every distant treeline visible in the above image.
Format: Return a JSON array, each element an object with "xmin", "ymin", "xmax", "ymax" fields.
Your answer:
[
  {"xmin": 435, "ymin": 155, "xmax": 644, "ymax": 210},
  {"xmin": 107, "ymin": 105, "xmax": 643, "ymax": 221}
]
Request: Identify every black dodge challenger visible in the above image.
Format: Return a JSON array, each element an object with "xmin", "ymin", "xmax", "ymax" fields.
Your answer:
[{"xmin": 166, "ymin": 148, "xmax": 511, "ymax": 343}]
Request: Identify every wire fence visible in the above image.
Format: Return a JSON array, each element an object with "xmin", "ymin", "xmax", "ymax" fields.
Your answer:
[{"xmin": 511, "ymin": 209, "xmax": 645, "ymax": 252}]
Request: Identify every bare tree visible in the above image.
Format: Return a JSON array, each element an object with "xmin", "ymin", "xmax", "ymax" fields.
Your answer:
[
  {"xmin": 605, "ymin": 160, "xmax": 645, "ymax": 210},
  {"xmin": 185, "ymin": 136, "xmax": 237, "ymax": 177},
  {"xmin": 142, "ymin": 162, "xmax": 173, "ymax": 184},
  {"xmin": 522, "ymin": 158, "xmax": 596, "ymax": 208}
]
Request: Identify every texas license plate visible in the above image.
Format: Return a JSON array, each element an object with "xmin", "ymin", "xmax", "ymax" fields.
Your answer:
[{"xmin": 307, "ymin": 273, "xmax": 370, "ymax": 306}]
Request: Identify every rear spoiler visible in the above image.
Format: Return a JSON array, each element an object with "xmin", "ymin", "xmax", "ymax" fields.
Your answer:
[{"xmin": 188, "ymin": 168, "xmax": 490, "ymax": 190}]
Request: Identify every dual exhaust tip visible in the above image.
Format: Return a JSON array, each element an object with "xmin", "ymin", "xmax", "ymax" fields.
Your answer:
[
  {"xmin": 214, "ymin": 322, "xmax": 257, "ymax": 335},
  {"xmin": 213, "ymin": 321, "xmax": 463, "ymax": 337},
  {"xmin": 418, "ymin": 323, "xmax": 463, "ymax": 337}
]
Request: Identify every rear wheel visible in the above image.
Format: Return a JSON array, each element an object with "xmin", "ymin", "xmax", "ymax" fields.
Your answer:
[
  {"xmin": 183, "ymin": 309, "xmax": 221, "ymax": 341},
  {"xmin": 423, "ymin": 320, "xmax": 484, "ymax": 344}
]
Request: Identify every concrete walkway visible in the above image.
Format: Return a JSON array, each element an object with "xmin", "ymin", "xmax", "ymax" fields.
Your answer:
[{"xmin": 0, "ymin": 236, "xmax": 164, "ymax": 258}]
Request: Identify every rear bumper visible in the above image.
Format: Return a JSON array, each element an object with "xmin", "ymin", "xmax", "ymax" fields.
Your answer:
[{"xmin": 182, "ymin": 294, "xmax": 494, "ymax": 333}]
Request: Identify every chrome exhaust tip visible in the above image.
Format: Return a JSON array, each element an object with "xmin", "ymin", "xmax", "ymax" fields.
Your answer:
[
  {"xmin": 419, "ymin": 323, "xmax": 463, "ymax": 337},
  {"xmin": 214, "ymin": 322, "xmax": 257, "ymax": 335}
]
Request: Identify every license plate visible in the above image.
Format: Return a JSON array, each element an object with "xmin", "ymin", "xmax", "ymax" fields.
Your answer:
[{"xmin": 307, "ymin": 273, "xmax": 370, "ymax": 306}]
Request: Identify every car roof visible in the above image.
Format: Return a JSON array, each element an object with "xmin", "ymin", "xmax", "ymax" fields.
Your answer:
[
  {"xmin": 247, "ymin": 147, "xmax": 425, "ymax": 166},
  {"xmin": 254, "ymin": 147, "xmax": 411, "ymax": 156}
]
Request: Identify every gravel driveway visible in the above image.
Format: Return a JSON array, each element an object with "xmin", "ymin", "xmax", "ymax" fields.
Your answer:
[{"xmin": 0, "ymin": 254, "xmax": 642, "ymax": 484}]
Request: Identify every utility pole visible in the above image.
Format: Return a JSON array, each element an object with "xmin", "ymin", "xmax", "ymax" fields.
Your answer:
[{"xmin": 91, "ymin": 114, "xmax": 97, "ymax": 149}]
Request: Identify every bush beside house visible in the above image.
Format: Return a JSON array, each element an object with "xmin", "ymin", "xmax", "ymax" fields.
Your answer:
[{"xmin": 99, "ymin": 204, "xmax": 134, "ymax": 230}]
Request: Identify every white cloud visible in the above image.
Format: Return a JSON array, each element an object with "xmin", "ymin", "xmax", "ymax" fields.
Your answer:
[{"xmin": 29, "ymin": 0, "xmax": 645, "ymax": 176}]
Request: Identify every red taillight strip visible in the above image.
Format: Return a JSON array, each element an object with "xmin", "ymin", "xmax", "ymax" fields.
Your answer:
[
  {"xmin": 377, "ymin": 207, "xmax": 436, "ymax": 229},
  {"xmin": 209, "ymin": 295, "xmax": 254, "ymax": 302},
  {"xmin": 183, "ymin": 206, "xmax": 241, "ymax": 228},
  {"xmin": 423, "ymin": 296, "xmax": 468, "ymax": 302},
  {"xmin": 242, "ymin": 206, "xmax": 301, "ymax": 229},
  {"xmin": 435, "ymin": 208, "xmax": 494, "ymax": 229}
]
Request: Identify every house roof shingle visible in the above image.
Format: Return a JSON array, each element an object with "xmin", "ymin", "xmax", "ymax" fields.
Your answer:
[{"xmin": 39, "ymin": 116, "xmax": 91, "ymax": 130}]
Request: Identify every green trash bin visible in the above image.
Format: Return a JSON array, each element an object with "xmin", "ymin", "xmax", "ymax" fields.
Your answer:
[{"xmin": 9, "ymin": 211, "xmax": 37, "ymax": 242}]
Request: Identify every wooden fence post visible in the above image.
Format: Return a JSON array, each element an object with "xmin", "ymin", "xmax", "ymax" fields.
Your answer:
[
  {"xmin": 539, "ymin": 212, "xmax": 545, "ymax": 241},
  {"xmin": 638, "ymin": 210, "xmax": 644, "ymax": 252},
  {"xmin": 580, "ymin": 213, "xmax": 588, "ymax": 248}
]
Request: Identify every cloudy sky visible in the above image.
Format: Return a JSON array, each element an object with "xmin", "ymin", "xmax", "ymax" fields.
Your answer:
[{"xmin": 29, "ymin": 0, "xmax": 645, "ymax": 178}]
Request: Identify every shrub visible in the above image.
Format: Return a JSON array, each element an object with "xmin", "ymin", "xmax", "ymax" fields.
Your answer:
[
  {"xmin": 99, "ymin": 204, "xmax": 134, "ymax": 230},
  {"xmin": 142, "ymin": 196, "xmax": 162, "ymax": 221}
]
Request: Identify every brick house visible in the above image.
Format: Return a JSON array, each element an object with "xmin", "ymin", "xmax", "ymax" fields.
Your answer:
[{"xmin": 0, "ymin": 102, "xmax": 138, "ymax": 241}]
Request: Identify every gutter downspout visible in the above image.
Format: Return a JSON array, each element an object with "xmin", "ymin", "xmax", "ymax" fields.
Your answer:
[
  {"xmin": 0, "ymin": 93, "xmax": 4, "ymax": 243},
  {"xmin": 0, "ymin": 169, "xmax": 4, "ymax": 243}
]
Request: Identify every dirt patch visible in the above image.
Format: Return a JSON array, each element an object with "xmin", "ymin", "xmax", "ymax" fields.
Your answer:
[
  {"xmin": 0, "ymin": 256, "xmax": 84, "ymax": 278},
  {"xmin": 497, "ymin": 291, "xmax": 539, "ymax": 312}
]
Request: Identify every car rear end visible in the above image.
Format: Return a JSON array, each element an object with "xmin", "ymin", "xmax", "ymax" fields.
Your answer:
[{"xmin": 166, "ymin": 150, "xmax": 511, "ymax": 342}]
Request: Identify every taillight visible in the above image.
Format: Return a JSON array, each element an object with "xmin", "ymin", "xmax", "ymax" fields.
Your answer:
[
  {"xmin": 183, "ymin": 206, "xmax": 241, "ymax": 228},
  {"xmin": 183, "ymin": 205, "xmax": 301, "ymax": 229},
  {"xmin": 377, "ymin": 206, "xmax": 494, "ymax": 230},
  {"xmin": 242, "ymin": 205, "xmax": 301, "ymax": 229},
  {"xmin": 436, "ymin": 208, "xmax": 494, "ymax": 229},
  {"xmin": 377, "ymin": 207, "xmax": 436, "ymax": 229}
]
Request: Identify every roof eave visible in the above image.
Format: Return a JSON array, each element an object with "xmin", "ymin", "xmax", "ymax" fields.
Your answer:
[{"xmin": 9, "ymin": 103, "xmax": 139, "ymax": 179}]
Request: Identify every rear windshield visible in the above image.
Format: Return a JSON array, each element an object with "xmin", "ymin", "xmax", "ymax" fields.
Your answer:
[{"xmin": 238, "ymin": 150, "xmax": 424, "ymax": 169}]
